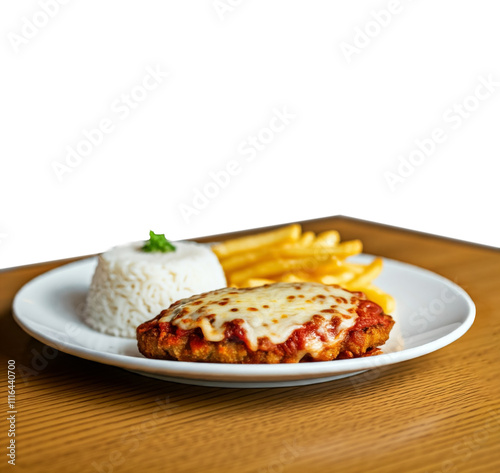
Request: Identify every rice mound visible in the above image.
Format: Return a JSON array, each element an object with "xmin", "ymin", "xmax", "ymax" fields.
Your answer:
[{"xmin": 83, "ymin": 241, "xmax": 227, "ymax": 338}]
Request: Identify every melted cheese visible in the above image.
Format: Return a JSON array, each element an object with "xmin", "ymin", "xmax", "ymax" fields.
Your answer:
[{"xmin": 160, "ymin": 282, "xmax": 359, "ymax": 355}]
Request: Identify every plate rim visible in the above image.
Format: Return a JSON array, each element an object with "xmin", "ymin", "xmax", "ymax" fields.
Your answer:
[{"xmin": 12, "ymin": 254, "xmax": 476, "ymax": 383}]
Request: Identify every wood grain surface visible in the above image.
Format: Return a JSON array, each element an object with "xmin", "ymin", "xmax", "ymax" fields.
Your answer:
[{"xmin": 1, "ymin": 216, "xmax": 499, "ymax": 473}]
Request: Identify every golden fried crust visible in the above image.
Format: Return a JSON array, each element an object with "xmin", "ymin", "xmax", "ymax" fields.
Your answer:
[
  {"xmin": 136, "ymin": 302, "xmax": 395, "ymax": 364},
  {"xmin": 137, "ymin": 314, "xmax": 318, "ymax": 363},
  {"xmin": 339, "ymin": 320, "xmax": 395, "ymax": 358}
]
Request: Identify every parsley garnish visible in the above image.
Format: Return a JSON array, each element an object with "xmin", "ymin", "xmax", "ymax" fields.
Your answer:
[{"xmin": 142, "ymin": 231, "xmax": 176, "ymax": 253}]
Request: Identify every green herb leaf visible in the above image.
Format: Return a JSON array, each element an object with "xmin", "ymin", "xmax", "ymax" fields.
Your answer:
[{"xmin": 142, "ymin": 231, "xmax": 176, "ymax": 253}]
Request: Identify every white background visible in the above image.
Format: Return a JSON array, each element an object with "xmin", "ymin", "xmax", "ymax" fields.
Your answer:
[{"xmin": 1, "ymin": 0, "xmax": 499, "ymax": 270}]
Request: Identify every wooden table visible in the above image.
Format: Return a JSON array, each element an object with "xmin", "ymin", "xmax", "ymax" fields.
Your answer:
[{"xmin": 1, "ymin": 217, "xmax": 499, "ymax": 473}]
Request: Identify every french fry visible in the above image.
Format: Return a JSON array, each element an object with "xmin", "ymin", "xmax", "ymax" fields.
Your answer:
[
  {"xmin": 275, "ymin": 240, "xmax": 362, "ymax": 259},
  {"xmin": 313, "ymin": 230, "xmax": 340, "ymax": 247},
  {"xmin": 320, "ymin": 272, "xmax": 357, "ymax": 285},
  {"xmin": 240, "ymin": 278, "xmax": 276, "ymax": 288},
  {"xmin": 278, "ymin": 271, "xmax": 316, "ymax": 282},
  {"xmin": 313, "ymin": 261, "xmax": 364, "ymax": 277},
  {"xmin": 229, "ymin": 257, "xmax": 323, "ymax": 285},
  {"xmin": 344, "ymin": 257, "xmax": 383, "ymax": 290},
  {"xmin": 212, "ymin": 224, "xmax": 301, "ymax": 259},
  {"xmin": 310, "ymin": 261, "xmax": 343, "ymax": 275},
  {"xmin": 360, "ymin": 284, "xmax": 396, "ymax": 314},
  {"xmin": 219, "ymin": 248, "xmax": 273, "ymax": 274},
  {"xmin": 334, "ymin": 239, "xmax": 363, "ymax": 255},
  {"xmin": 341, "ymin": 262, "xmax": 367, "ymax": 274},
  {"xmin": 298, "ymin": 231, "xmax": 315, "ymax": 246},
  {"xmin": 212, "ymin": 224, "xmax": 395, "ymax": 314},
  {"xmin": 279, "ymin": 274, "xmax": 304, "ymax": 283}
]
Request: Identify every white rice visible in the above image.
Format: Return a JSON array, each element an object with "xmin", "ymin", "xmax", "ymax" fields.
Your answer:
[{"xmin": 83, "ymin": 241, "xmax": 227, "ymax": 338}]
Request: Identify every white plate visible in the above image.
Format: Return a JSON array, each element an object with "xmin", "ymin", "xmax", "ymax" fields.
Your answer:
[{"xmin": 12, "ymin": 255, "xmax": 475, "ymax": 388}]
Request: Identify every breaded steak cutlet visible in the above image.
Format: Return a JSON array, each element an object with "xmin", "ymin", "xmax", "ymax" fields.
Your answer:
[{"xmin": 137, "ymin": 282, "xmax": 394, "ymax": 364}]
